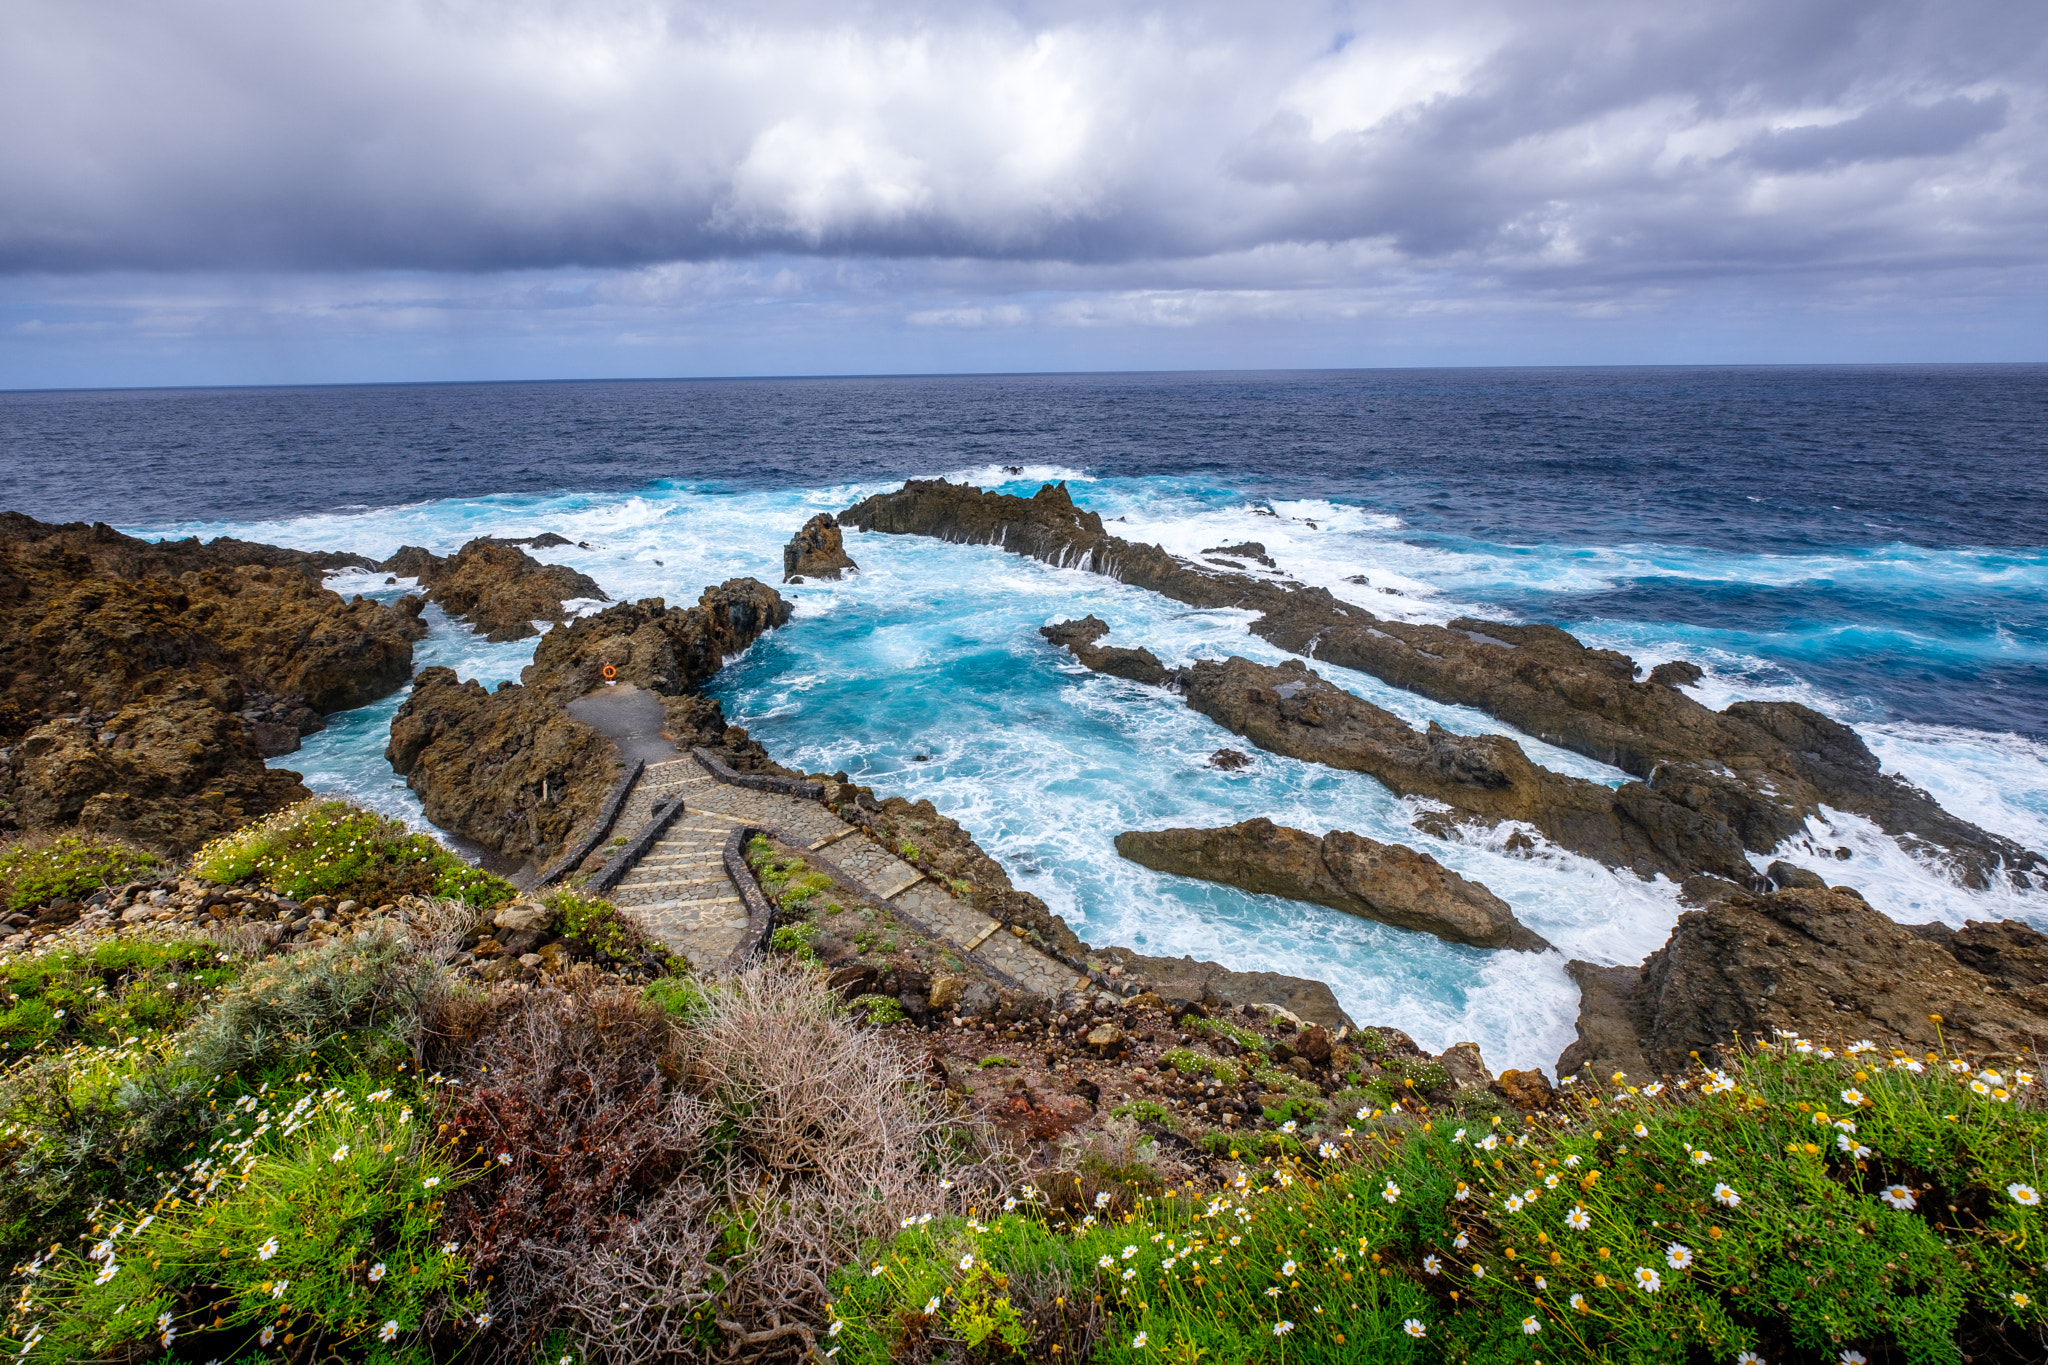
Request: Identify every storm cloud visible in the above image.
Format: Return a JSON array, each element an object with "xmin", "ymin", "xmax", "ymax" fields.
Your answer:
[{"xmin": 1, "ymin": 0, "xmax": 2044, "ymax": 381}]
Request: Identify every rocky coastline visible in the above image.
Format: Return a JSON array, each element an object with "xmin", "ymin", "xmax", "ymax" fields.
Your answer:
[
  {"xmin": 382, "ymin": 536, "xmax": 608, "ymax": 641},
  {"xmin": 850, "ymin": 478, "xmax": 2045, "ymax": 890},
  {"xmin": 5, "ymin": 496, "xmax": 2042, "ymax": 1111},
  {"xmin": 0, "ymin": 513, "xmax": 424, "ymax": 850}
]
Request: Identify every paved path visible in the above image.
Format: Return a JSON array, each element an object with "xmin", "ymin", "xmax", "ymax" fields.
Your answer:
[{"xmin": 593, "ymin": 752, "xmax": 1086, "ymax": 997}]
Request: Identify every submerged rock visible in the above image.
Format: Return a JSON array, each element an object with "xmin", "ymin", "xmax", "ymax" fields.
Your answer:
[
  {"xmin": 1115, "ymin": 817, "xmax": 1549, "ymax": 952},
  {"xmin": 381, "ymin": 537, "xmax": 607, "ymax": 641},
  {"xmin": 782, "ymin": 512, "xmax": 858, "ymax": 582},
  {"xmin": 1556, "ymin": 887, "xmax": 2048, "ymax": 1080}
]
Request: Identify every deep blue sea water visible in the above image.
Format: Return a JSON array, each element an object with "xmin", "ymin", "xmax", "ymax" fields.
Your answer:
[{"xmin": 6, "ymin": 366, "xmax": 2045, "ymax": 1071}]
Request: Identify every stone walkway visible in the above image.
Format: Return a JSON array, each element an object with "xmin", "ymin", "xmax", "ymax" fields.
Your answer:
[{"xmin": 596, "ymin": 753, "xmax": 1086, "ymax": 997}]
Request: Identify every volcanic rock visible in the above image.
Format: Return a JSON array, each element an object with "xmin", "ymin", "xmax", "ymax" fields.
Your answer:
[
  {"xmin": 1115, "ymin": 817, "xmax": 1549, "ymax": 952},
  {"xmin": 1556, "ymin": 887, "xmax": 2048, "ymax": 1080},
  {"xmin": 1177, "ymin": 656, "xmax": 1756, "ymax": 882},
  {"xmin": 381, "ymin": 537, "xmax": 607, "ymax": 641},
  {"xmin": 1040, "ymin": 616, "xmax": 1170, "ymax": 686},
  {"xmin": 1088, "ymin": 944, "xmax": 1356, "ymax": 1031},
  {"xmin": 1647, "ymin": 660, "xmax": 1704, "ymax": 688},
  {"xmin": 0, "ymin": 513, "xmax": 423, "ymax": 850},
  {"xmin": 782, "ymin": 513, "xmax": 858, "ymax": 582}
]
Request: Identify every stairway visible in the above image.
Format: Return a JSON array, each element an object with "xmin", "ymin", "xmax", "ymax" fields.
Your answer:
[{"xmin": 587, "ymin": 753, "xmax": 1087, "ymax": 997}]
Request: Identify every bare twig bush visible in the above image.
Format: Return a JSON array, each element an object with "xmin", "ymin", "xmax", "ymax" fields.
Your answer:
[
  {"xmin": 440, "ymin": 964, "xmax": 1008, "ymax": 1364},
  {"xmin": 395, "ymin": 892, "xmax": 484, "ymax": 964}
]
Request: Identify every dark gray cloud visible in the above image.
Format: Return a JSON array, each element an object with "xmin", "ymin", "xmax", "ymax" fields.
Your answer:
[
  {"xmin": 0, "ymin": 0, "xmax": 2043, "ymax": 299},
  {"xmin": 1740, "ymin": 95, "xmax": 2009, "ymax": 171}
]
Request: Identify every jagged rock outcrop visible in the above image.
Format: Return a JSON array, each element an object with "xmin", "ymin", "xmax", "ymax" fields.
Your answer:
[
  {"xmin": 1090, "ymin": 944, "xmax": 1357, "ymax": 1030},
  {"xmin": 782, "ymin": 513, "xmax": 858, "ymax": 582},
  {"xmin": 1556, "ymin": 888, "xmax": 2048, "ymax": 1080},
  {"xmin": 1040, "ymin": 616, "xmax": 1170, "ymax": 686},
  {"xmin": 844, "ymin": 480, "xmax": 2043, "ymax": 888},
  {"xmin": 0, "ymin": 513, "xmax": 425, "ymax": 850},
  {"xmin": 1115, "ymin": 817, "xmax": 1549, "ymax": 952},
  {"xmin": 1249, "ymin": 599, "xmax": 2044, "ymax": 891},
  {"xmin": 381, "ymin": 537, "xmax": 607, "ymax": 641},
  {"xmin": 387, "ymin": 580, "xmax": 790, "ymax": 865}
]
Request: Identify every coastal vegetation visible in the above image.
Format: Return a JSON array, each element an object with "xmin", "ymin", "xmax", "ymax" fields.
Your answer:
[
  {"xmin": 832, "ymin": 1039, "xmax": 2044, "ymax": 1364},
  {"xmin": 0, "ymin": 809, "xmax": 2041, "ymax": 1363},
  {"xmin": 192, "ymin": 800, "xmax": 515, "ymax": 909}
]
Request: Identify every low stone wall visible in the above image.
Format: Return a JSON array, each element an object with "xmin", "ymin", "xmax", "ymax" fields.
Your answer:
[
  {"xmin": 532, "ymin": 758, "xmax": 645, "ymax": 888},
  {"xmin": 692, "ymin": 746, "xmax": 825, "ymax": 800},
  {"xmin": 584, "ymin": 795, "xmax": 686, "ymax": 894}
]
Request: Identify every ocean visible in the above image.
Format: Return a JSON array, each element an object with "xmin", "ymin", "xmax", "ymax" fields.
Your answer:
[{"xmin": 6, "ymin": 366, "xmax": 2046, "ymax": 1073}]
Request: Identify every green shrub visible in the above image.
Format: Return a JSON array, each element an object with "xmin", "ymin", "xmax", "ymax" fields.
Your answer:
[
  {"xmin": 16, "ymin": 1087, "xmax": 470, "ymax": 1364},
  {"xmin": 1188, "ymin": 1015, "xmax": 1268, "ymax": 1053},
  {"xmin": 545, "ymin": 889, "xmax": 639, "ymax": 963},
  {"xmin": 1350, "ymin": 1027, "xmax": 1388, "ymax": 1056},
  {"xmin": 642, "ymin": 975, "xmax": 710, "ymax": 1021},
  {"xmin": 2, "ymin": 937, "xmax": 238, "ymax": 1057},
  {"xmin": 0, "ymin": 835, "xmax": 159, "ymax": 913},
  {"xmin": 1110, "ymin": 1099, "xmax": 1179, "ymax": 1129},
  {"xmin": 1160, "ymin": 1047, "xmax": 1239, "ymax": 1085},
  {"xmin": 1251, "ymin": 1065, "xmax": 1320, "ymax": 1099},
  {"xmin": 831, "ymin": 1039, "xmax": 2048, "ymax": 1364},
  {"xmin": 849, "ymin": 994, "xmax": 905, "ymax": 1025},
  {"xmin": 1260, "ymin": 1095, "xmax": 1324, "ymax": 1127},
  {"xmin": 978, "ymin": 1055, "xmax": 1016, "ymax": 1069},
  {"xmin": 177, "ymin": 933, "xmax": 440, "ymax": 1079},
  {"xmin": 193, "ymin": 800, "xmax": 512, "ymax": 909}
]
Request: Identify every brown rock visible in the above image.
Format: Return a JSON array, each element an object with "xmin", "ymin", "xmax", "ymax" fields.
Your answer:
[
  {"xmin": 1437, "ymin": 1041, "xmax": 1492, "ymax": 1091},
  {"xmin": 0, "ymin": 513, "xmax": 423, "ymax": 850},
  {"xmin": 828, "ymin": 962, "xmax": 879, "ymax": 999},
  {"xmin": 1557, "ymin": 888, "xmax": 2048, "ymax": 1080},
  {"xmin": 1496, "ymin": 1068, "xmax": 1555, "ymax": 1111},
  {"xmin": 1115, "ymin": 817, "xmax": 1549, "ymax": 952},
  {"xmin": 1090, "ymin": 945, "xmax": 1354, "ymax": 1031},
  {"xmin": 1085, "ymin": 1023, "xmax": 1126, "ymax": 1054},
  {"xmin": 927, "ymin": 973, "xmax": 966, "ymax": 1011},
  {"xmin": 1296, "ymin": 1025, "xmax": 1333, "ymax": 1063},
  {"xmin": 493, "ymin": 902, "xmax": 551, "ymax": 933},
  {"xmin": 386, "ymin": 579, "xmax": 790, "ymax": 864},
  {"xmin": 1039, "ymin": 616, "xmax": 1170, "ymax": 687},
  {"xmin": 386, "ymin": 538, "xmax": 608, "ymax": 642},
  {"xmin": 1209, "ymin": 748, "xmax": 1252, "ymax": 770},
  {"xmin": 781, "ymin": 513, "xmax": 858, "ymax": 582}
]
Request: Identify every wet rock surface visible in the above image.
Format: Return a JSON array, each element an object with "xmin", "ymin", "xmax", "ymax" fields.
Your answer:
[
  {"xmin": 1557, "ymin": 887, "xmax": 2048, "ymax": 1081},
  {"xmin": 781, "ymin": 512, "xmax": 858, "ymax": 582},
  {"xmin": 1115, "ymin": 817, "xmax": 1549, "ymax": 952},
  {"xmin": 1040, "ymin": 615, "xmax": 1170, "ymax": 686},
  {"xmin": 381, "ymin": 537, "xmax": 607, "ymax": 642},
  {"xmin": 1180, "ymin": 655, "xmax": 1756, "ymax": 882},
  {"xmin": 388, "ymin": 579, "xmax": 791, "ymax": 867},
  {"xmin": 845, "ymin": 479, "xmax": 2041, "ymax": 888},
  {"xmin": 0, "ymin": 513, "xmax": 423, "ymax": 850}
]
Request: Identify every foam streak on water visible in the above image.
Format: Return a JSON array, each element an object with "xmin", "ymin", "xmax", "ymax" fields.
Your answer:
[{"xmin": 127, "ymin": 468, "xmax": 2048, "ymax": 1074}]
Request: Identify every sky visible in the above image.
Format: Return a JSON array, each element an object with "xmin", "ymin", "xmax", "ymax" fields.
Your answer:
[{"xmin": 2, "ymin": 0, "xmax": 2045, "ymax": 388}]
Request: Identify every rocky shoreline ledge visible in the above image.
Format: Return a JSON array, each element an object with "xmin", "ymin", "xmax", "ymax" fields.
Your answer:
[{"xmin": 5, "ymin": 495, "xmax": 2044, "ymax": 1100}]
